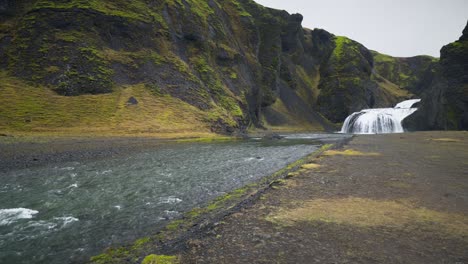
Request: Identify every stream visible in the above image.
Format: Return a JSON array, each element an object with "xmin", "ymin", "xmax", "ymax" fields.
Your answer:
[{"xmin": 0, "ymin": 133, "xmax": 347, "ymax": 263}]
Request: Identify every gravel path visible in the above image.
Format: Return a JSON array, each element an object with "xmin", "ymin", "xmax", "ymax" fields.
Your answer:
[{"xmin": 180, "ymin": 131, "xmax": 468, "ymax": 264}]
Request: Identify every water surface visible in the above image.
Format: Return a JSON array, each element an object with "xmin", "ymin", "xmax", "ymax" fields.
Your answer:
[{"xmin": 0, "ymin": 134, "xmax": 346, "ymax": 263}]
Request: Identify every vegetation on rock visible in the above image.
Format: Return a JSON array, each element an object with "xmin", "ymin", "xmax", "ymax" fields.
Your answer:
[{"xmin": 0, "ymin": 0, "xmax": 465, "ymax": 136}]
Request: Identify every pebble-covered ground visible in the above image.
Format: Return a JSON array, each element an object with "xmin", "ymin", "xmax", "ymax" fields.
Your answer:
[{"xmin": 180, "ymin": 131, "xmax": 468, "ymax": 264}]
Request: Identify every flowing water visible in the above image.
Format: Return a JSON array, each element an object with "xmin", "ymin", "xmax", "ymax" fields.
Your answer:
[
  {"xmin": 0, "ymin": 134, "xmax": 347, "ymax": 264},
  {"xmin": 340, "ymin": 99, "xmax": 421, "ymax": 134}
]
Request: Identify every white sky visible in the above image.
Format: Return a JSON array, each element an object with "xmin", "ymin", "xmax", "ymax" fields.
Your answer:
[{"xmin": 253, "ymin": 0, "xmax": 468, "ymax": 57}]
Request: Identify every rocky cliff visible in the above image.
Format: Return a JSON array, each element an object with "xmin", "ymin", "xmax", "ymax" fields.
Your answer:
[
  {"xmin": 0, "ymin": 0, "xmax": 461, "ymax": 135},
  {"xmin": 317, "ymin": 36, "xmax": 414, "ymax": 123},
  {"xmin": 404, "ymin": 21, "xmax": 468, "ymax": 130}
]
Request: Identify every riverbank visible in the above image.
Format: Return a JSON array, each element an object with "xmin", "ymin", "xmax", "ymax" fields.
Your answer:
[
  {"xmin": 93, "ymin": 131, "xmax": 468, "ymax": 264},
  {"xmin": 176, "ymin": 131, "xmax": 468, "ymax": 263},
  {"xmin": 0, "ymin": 134, "xmax": 235, "ymax": 172}
]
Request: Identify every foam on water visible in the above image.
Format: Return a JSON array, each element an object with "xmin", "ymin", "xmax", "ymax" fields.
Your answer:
[
  {"xmin": 158, "ymin": 196, "xmax": 182, "ymax": 204},
  {"xmin": 53, "ymin": 216, "xmax": 79, "ymax": 227},
  {"xmin": 340, "ymin": 99, "xmax": 421, "ymax": 134},
  {"xmin": 395, "ymin": 99, "xmax": 421, "ymax": 109},
  {"xmin": 0, "ymin": 208, "xmax": 39, "ymax": 226},
  {"xmin": 67, "ymin": 183, "xmax": 78, "ymax": 189}
]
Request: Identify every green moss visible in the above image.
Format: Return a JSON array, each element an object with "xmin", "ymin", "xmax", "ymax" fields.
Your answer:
[
  {"xmin": 189, "ymin": 55, "xmax": 244, "ymax": 121},
  {"xmin": 141, "ymin": 254, "xmax": 178, "ymax": 264},
  {"xmin": 192, "ymin": 56, "xmax": 212, "ymax": 75},
  {"xmin": 186, "ymin": 0, "xmax": 214, "ymax": 24},
  {"xmin": 165, "ymin": 220, "xmax": 184, "ymax": 231},
  {"xmin": 205, "ymin": 184, "xmax": 251, "ymax": 211},
  {"xmin": 231, "ymin": 0, "xmax": 252, "ymax": 17},
  {"xmin": 229, "ymin": 71, "xmax": 238, "ymax": 79},
  {"xmin": 32, "ymin": 0, "xmax": 166, "ymax": 25},
  {"xmin": 45, "ymin": 66, "xmax": 60, "ymax": 73},
  {"xmin": 133, "ymin": 237, "xmax": 150, "ymax": 248},
  {"xmin": 90, "ymin": 247, "xmax": 134, "ymax": 264},
  {"xmin": 54, "ymin": 31, "xmax": 82, "ymax": 42},
  {"xmin": 372, "ymin": 52, "xmax": 396, "ymax": 63},
  {"xmin": 333, "ymin": 36, "xmax": 352, "ymax": 60}
]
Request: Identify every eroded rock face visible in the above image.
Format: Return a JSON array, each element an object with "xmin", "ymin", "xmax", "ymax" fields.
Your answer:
[
  {"xmin": 316, "ymin": 36, "xmax": 422, "ymax": 123},
  {"xmin": 0, "ymin": 0, "xmax": 462, "ymax": 132},
  {"xmin": 404, "ymin": 21, "xmax": 468, "ymax": 130},
  {"xmin": 372, "ymin": 52, "xmax": 438, "ymax": 96},
  {"xmin": 2, "ymin": 0, "xmax": 348, "ymax": 132}
]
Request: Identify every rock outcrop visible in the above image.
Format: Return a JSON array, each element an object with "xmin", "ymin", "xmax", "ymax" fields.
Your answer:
[
  {"xmin": 0, "ymin": 0, "xmax": 464, "ymax": 134},
  {"xmin": 404, "ymin": 21, "xmax": 468, "ymax": 130}
]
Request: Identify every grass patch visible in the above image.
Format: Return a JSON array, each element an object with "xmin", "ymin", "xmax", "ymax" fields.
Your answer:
[
  {"xmin": 142, "ymin": 254, "xmax": 178, "ymax": 264},
  {"xmin": 300, "ymin": 163, "xmax": 321, "ymax": 170},
  {"xmin": 266, "ymin": 197, "xmax": 468, "ymax": 238},
  {"xmin": 323, "ymin": 149, "xmax": 380, "ymax": 156},
  {"xmin": 429, "ymin": 138, "xmax": 462, "ymax": 143}
]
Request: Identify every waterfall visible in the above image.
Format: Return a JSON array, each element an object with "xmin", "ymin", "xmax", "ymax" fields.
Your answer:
[{"xmin": 340, "ymin": 99, "xmax": 421, "ymax": 134}]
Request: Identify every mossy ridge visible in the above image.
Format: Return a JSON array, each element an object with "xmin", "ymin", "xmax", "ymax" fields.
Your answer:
[
  {"xmin": 371, "ymin": 50, "xmax": 438, "ymax": 94},
  {"xmin": 89, "ymin": 143, "xmax": 336, "ymax": 263},
  {"xmin": 31, "ymin": 0, "xmax": 165, "ymax": 24}
]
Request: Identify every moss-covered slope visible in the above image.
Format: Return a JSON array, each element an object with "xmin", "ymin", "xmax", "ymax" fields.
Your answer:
[
  {"xmin": 0, "ymin": 0, "xmax": 458, "ymax": 135},
  {"xmin": 317, "ymin": 36, "xmax": 412, "ymax": 123},
  {"xmin": 0, "ymin": 0, "xmax": 343, "ymax": 134},
  {"xmin": 372, "ymin": 51, "xmax": 438, "ymax": 95}
]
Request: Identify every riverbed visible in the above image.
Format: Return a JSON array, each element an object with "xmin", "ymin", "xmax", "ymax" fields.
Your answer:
[{"xmin": 0, "ymin": 134, "xmax": 348, "ymax": 263}]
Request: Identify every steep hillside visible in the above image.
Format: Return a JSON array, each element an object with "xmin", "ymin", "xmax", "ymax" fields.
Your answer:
[
  {"xmin": 317, "ymin": 36, "xmax": 412, "ymax": 123},
  {"xmin": 372, "ymin": 52, "xmax": 438, "ymax": 95},
  {"xmin": 0, "ymin": 0, "xmax": 338, "ymax": 135},
  {"xmin": 404, "ymin": 21, "xmax": 468, "ymax": 130},
  {"xmin": 0, "ymin": 0, "xmax": 451, "ymax": 136}
]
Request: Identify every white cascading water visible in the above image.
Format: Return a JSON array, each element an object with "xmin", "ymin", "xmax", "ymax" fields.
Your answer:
[{"xmin": 340, "ymin": 99, "xmax": 421, "ymax": 134}]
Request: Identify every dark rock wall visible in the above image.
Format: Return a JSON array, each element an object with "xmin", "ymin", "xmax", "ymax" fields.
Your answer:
[
  {"xmin": 0, "ymin": 0, "xmax": 464, "ymax": 132},
  {"xmin": 404, "ymin": 21, "xmax": 468, "ymax": 130},
  {"xmin": 317, "ymin": 36, "xmax": 414, "ymax": 123}
]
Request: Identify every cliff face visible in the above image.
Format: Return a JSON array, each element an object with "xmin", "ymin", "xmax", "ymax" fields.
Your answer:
[
  {"xmin": 0, "ymin": 0, "xmax": 457, "ymax": 135},
  {"xmin": 0, "ymin": 0, "xmax": 339, "ymax": 134},
  {"xmin": 404, "ymin": 21, "xmax": 468, "ymax": 130},
  {"xmin": 372, "ymin": 52, "xmax": 438, "ymax": 96},
  {"xmin": 317, "ymin": 37, "xmax": 413, "ymax": 123}
]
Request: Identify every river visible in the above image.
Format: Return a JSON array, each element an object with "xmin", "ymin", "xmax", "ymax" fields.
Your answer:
[{"xmin": 0, "ymin": 134, "xmax": 347, "ymax": 263}]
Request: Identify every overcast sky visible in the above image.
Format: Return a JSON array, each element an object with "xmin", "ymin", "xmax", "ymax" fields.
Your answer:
[{"xmin": 253, "ymin": 0, "xmax": 467, "ymax": 57}]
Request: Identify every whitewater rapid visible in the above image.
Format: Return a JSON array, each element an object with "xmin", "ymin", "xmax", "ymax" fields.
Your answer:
[{"xmin": 340, "ymin": 99, "xmax": 421, "ymax": 134}]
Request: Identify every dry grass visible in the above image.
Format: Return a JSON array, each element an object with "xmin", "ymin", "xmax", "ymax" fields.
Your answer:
[
  {"xmin": 301, "ymin": 163, "xmax": 321, "ymax": 170},
  {"xmin": 323, "ymin": 149, "xmax": 380, "ymax": 156},
  {"xmin": 266, "ymin": 197, "xmax": 468, "ymax": 238},
  {"xmin": 429, "ymin": 138, "xmax": 462, "ymax": 143}
]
